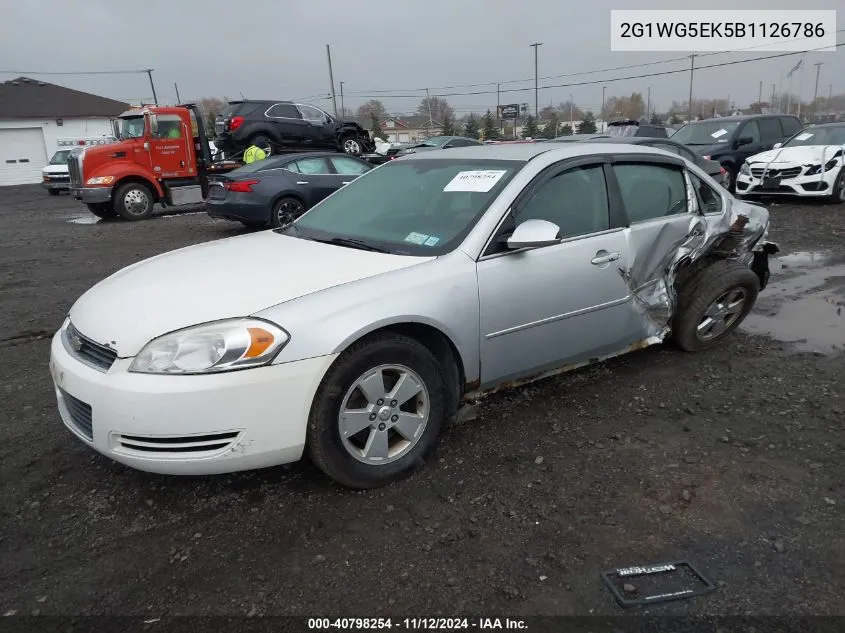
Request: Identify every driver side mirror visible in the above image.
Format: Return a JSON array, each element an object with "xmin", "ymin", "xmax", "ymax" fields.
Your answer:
[
  {"xmin": 737, "ymin": 136, "xmax": 753, "ymax": 147},
  {"xmin": 506, "ymin": 219, "xmax": 562, "ymax": 250}
]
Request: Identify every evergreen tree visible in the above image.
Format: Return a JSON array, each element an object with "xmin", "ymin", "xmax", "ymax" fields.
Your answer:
[
  {"xmin": 542, "ymin": 113, "xmax": 559, "ymax": 139},
  {"xmin": 482, "ymin": 110, "xmax": 501, "ymax": 140},
  {"xmin": 463, "ymin": 114, "xmax": 480, "ymax": 139},
  {"xmin": 650, "ymin": 113, "xmax": 661, "ymax": 125},
  {"xmin": 577, "ymin": 111, "xmax": 597, "ymax": 134},
  {"xmin": 441, "ymin": 113, "xmax": 456, "ymax": 136},
  {"xmin": 521, "ymin": 115, "xmax": 539, "ymax": 139},
  {"xmin": 558, "ymin": 123, "xmax": 573, "ymax": 136}
]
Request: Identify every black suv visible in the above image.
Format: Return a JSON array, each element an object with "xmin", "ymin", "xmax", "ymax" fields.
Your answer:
[
  {"xmin": 214, "ymin": 100, "xmax": 374, "ymax": 158},
  {"xmin": 605, "ymin": 119, "xmax": 670, "ymax": 138},
  {"xmin": 669, "ymin": 114, "xmax": 802, "ymax": 191}
]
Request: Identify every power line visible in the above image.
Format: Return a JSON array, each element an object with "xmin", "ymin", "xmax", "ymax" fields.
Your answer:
[
  {"xmin": 343, "ymin": 29, "xmax": 845, "ymax": 96},
  {"xmin": 347, "ymin": 42, "xmax": 844, "ymax": 100},
  {"xmin": 0, "ymin": 69, "xmax": 150, "ymax": 75}
]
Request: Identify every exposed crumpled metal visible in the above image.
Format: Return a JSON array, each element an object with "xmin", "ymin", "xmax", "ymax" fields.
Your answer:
[{"xmin": 619, "ymin": 192, "xmax": 771, "ymax": 337}]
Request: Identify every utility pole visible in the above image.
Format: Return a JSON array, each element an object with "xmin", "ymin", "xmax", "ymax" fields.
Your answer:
[
  {"xmin": 757, "ymin": 81, "xmax": 762, "ymax": 106},
  {"xmin": 797, "ymin": 54, "xmax": 807, "ymax": 119},
  {"xmin": 646, "ymin": 86, "xmax": 651, "ymax": 121},
  {"xmin": 497, "ymin": 83, "xmax": 501, "ymax": 134},
  {"xmin": 339, "ymin": 81, "xmax": 345, "ymax": 116},
  {"xmin": 771, "ymin": 83, "xmax": 776, "ymax": 112},
  {"xmin": 174, "ymin": 82, "xmax": 181, "ymax": 104},
  {"xmin": 145, "ymin": 69, "xmax": 158, "ymax": 105},
  {"xmin": 529, "ymin": 42, "xmax": 542, "ymax": 119},
  {"xmin": 325, "ymin": 44, "xmax": 338, "ymax": 117},
  {"xmin": 569, "ymin": 93, "xmax": 573, "ymax": 133},
  {"xmin": 687, "ymin": 54, "xmax": 695, "ymax": 123},
  {"xmin": 425, "ymin": 88, "xmax": 434, "ymax": 135},
  {"xmin": 813, "ymin": 62, "xmax": 823, "ymax": 113},
  {"xmin": 601, "ymin": 86, "xmax": 606, "ymax": 131}
]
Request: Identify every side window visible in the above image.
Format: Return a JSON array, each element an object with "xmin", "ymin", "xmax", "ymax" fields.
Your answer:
[
  {"xmin": 689, "ymin": 173, "xmax": 723, "ymax": 215},
  {"xmin": 516, "ymin": 164, "xmax": 610, "ymax": 239},
  {"xmin": 266, "ymin": 103, "xmax": 300, "ymax": 118},
  {"xmin": 613, "ymin": 162, "xmax": 688, "ymax": 223},
  {"xmin": 739, "ymin": 120, "xmax": 761, "ymax": 144},
  {"xmin": 330, "ymin": 156, "xmax": 371, "ymax": 175},
  {"xmin": 780, "ymin": 117, "xmax": 802, "ymax": 136},
  {"xmin": 153, "ymin": 114, "xmax": 183, "ymax": 139},
  {"xmin": 298, "ymin": 105, "xmax": 328, "ymax": 123},
  {"xmin": 291, "ymin": 157, "xmax": 330, "ymax": 175},
  {"xmin": 281, "ymin": 161, "xmax": 299, "ymax": 173},
  {"xmin": 758, "ymin": 118, "xmax": 783, "ymax": 142}
]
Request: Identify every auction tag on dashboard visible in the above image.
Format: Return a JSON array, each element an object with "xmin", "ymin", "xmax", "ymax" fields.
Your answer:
[
  {"xmin": 404, "ymin": 232, "xmax": 429, "ymax": 245},
  {"xmin": 794, "ymin": 132, "xmax": 814, "ymax": 141},
  {"xmin": 711, "ymin": 129, "xmax": 728, "ymax": 139},
  {"xmin": 444, "ymin": 170, "xmax": 507, "ymax": 192}
]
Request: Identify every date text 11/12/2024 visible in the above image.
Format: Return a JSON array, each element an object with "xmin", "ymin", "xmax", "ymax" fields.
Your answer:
[{"xmin": 307, "ymin": 618, "xmax": 528, "ymax": 630}]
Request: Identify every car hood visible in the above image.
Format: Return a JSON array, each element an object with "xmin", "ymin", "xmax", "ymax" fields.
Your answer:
[
  {"xmin": 68, "ymin": 231, "xmax": 432, "ymax": 357},
  {"xmin": 747, "ymin": 145, "xmax": 845, "ymax": 165},
  {"xmin": 42, "ymin": 164, "xmax": 68, "ymax": 174}
]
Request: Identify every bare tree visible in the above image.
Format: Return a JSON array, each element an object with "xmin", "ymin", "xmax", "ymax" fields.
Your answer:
[
  {"xmin": 416, "ymin": 96, "xmax": 454, "ymax": 122},
  {"xmin": 357, "ymin": 100, "xmax": 387, "ymax": 119},
  {"xmin": 198, "ymin": 97, "xmax": 226, "ymax": 137}
]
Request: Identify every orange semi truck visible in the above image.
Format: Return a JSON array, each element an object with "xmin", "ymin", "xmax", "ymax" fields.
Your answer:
[{"xmin": 68, "ymin": 103, "xmax": 222, "ymax": 221}]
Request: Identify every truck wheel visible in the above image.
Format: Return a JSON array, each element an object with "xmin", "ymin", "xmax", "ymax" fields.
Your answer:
[
  {"xmin": 86, "ymin": 203, "xmax": 117, "ymax": 219},
  {"xmin": 249, "ymin": 135, "xmax": 273, "ymax": 156},
  {"xmin": 341, "ymin": 136, "xmax": 363, "ymax": 156},
  {"xmin": 270, "ymin": 196, "xmax": 305, "ymax": 228},
  {"xmin": 671, "ymin": 260, "xmax": 760, "ymax": 352},
  {"xmin": 114, "ymin": 182, "xmax": 155, "ymax": 221},
  {"xmin": 306, "ymin": 332, "xmax": 448, "ymax": 489}
]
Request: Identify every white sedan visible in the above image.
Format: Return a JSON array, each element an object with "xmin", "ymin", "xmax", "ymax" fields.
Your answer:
[
  {"xmin": 50, "ymin": 143, "xmax": 776, "ymax": 488},
  {"xmin": 735, "ymin": 122, "xmax": 845, "ymax": 202}
]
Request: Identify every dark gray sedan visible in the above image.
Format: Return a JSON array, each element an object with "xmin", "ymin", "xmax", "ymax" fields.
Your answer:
[{"xmin": 206, "ymin": 152, "xmax": 373, "ymax": 228}]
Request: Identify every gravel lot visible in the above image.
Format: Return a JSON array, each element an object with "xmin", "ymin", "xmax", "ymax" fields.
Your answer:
[{"xmin": 1, "ymin": 185, "xmax": 843, "ymax": 617}]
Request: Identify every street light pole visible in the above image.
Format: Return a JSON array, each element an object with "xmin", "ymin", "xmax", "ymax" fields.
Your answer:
[
  {"xmin": 687, "ymin": 54, "xmax": 695, "ymax": 123},
  {"xmin": 326, "ymin": 44, "xmax": 338, "ymax": 117},
  {"xmin": 145, "ymin": 69, "xmax": 158, "ymax": 105},
  {"xmin": 340, "ymin": 81, "xmax": 345, "ymax": 116},
  {"xmin": 813, "ymin": 63, "xmax": 823, "ymax": 112},
  {"xmin": 529, "ymin": 42, "xmax": 542, "ymax": 119},
  {"xmin": 601, "ymin": 86, "xmax": 606, "ymax": 131}
]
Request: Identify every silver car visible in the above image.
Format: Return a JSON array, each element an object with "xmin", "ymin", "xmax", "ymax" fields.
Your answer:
[{"xmin": 50, "ymin": 143, "xmax": 777, "ymax": 489}]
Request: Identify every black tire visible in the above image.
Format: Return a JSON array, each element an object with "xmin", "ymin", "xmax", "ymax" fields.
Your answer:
[
  {"xmin": 86, "ymin": 202, "xmax": 117, "ymax": 219},
  {"xmin": 307, "ymin": 333, "xmax": 448, "ymax": 489},
  {"xmin": 269, "ymin": 196, "xmax": 306, "ymax": 228},
  {"xmin": 114, "ymin": 182, "xmax": 154, "ymax": 221},
  {"xmin": 48, "ymin": 189, "xmax": 61, "ymax": 196},
  {"xmin": 672, "ymin": 259, "xmax": 760, "ymax": 352},
  {"xmin": 340, "ymin": 135, "xmax": 364, "ymax": 156},
  {"xmin": 828, "ymin": 168, "xmax": 845, "ymax": 204},
  {"xmin": 248, "ymin": 135, "xmax": 273, "ymax": 156}
]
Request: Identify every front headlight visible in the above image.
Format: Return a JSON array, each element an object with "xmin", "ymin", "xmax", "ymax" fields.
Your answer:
[
  {"xmin": 740, "ymin": 162, "xmax": 750, "ymax": 175},
  {"xmin": 86, "ymin": 176, "xmax": 115, "ymax": 185},
  {"xmin": 129, "ymin": 318, "xmax": 289, "ymax": 375},
  {"xmin": 805, "ymin": 158, "xmax": 839, "ymax": 176}
]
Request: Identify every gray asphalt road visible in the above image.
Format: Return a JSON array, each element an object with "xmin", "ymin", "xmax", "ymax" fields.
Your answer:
[{"xmin": 1, "ymin": 186, "xmax": 843, "ymax": 617}]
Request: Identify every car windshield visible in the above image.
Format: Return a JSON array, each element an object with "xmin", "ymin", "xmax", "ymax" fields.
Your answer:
[
  {"xmin": 287, "ymin": 159, "xmax": 521, "ymax": 255},
  {"xmin": 418, "ymin": 136, "xmax": 450, "ymax": 147},
  {"xmin": 118, "ymin": 116, "xmax": 145, "ymax": 139},
  {"xmin": 671, "ymin": 121, "xmax": 741, "ymax": 145},
  {"xmin": 783, "ymin": 125, "xmax": 845, "ymax": 147},
  {"xmin": 49, "ymin": 150, "xmax": 72, "ymax": 165}
]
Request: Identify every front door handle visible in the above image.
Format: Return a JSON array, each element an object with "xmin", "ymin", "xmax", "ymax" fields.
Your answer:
[
  {"xmin": 591, "ymin": 251, "xmax": 621, "ymax": 265},
  {"xmin": 341, "ymin": 181, "xmax": 351, "ymax": 185},
  {"xmin": 296, "ymin": 181, "xmax": 309, "ymax": 185}
]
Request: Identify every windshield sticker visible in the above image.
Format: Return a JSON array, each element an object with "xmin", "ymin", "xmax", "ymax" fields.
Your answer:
[
  {"xmin": 423, "ymin": 236, "xmax": 440, "ymax": 247},
  {"xmin": 794, "ymin": 132, "xmax": 814, "ymax": 141},
  {"xmin": 404, "ymin": 232, "xmax": 430, "ymax": 245},
  {"xmin": 710, "ymin": 129, "xmax": 728, "ymax": 139},
  {"xmin": 444, "ymin": 170, "xmax": 507, "ymax": 192}
]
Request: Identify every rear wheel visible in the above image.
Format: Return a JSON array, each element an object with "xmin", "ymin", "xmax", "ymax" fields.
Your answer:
[
  {"xmin": 829, "ymin": 168, "xmax": 845, "ymax": 204},
  {"xmin": 86, "ymin": 202, "xmax": 117, "ymax": 219},
  {"xmin": 270, "ymin": 196, "xmax": 305, "ymax": 228},
  {"xmin": 307, "ymin": 333, "xmax": 448, "ymax": 488},
  {"xmin": 248, "ymin": 135, "xmax": 273, "ymax": 156},
  {"xmin": 114, "ymin": 182, "xmax": 155, "ymax": 221},
  {"xmin": 672, "ymin": 260, "xmax": 760, "ymax": 352},
  {"xmin": 341, "ymin": 135, "xmax": 364, "ymax": 156}
]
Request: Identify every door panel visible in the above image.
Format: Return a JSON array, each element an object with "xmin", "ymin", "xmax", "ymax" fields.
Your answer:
[
  {"xmin": 477, "ymin": 230, "xmax": 638, "ymax": 386},
  {"xmin": 288, "ymin": 157, "xmax": 340, "ymax": 205},
  {"xmin": 149, "ymin": 114, "xmax": 192, "ymax": 178}
]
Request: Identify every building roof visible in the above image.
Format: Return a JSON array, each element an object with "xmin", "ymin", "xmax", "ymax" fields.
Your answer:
[{"xmin": 0, "ymin": 76, "xmax": 129, "ymax": 119}]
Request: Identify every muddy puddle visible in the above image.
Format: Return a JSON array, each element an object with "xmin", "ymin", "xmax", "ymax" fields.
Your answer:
[
  {"xmin": 743, "ymin": 251, "xmax": 845, "ymax": 354},
  {"xmin": 66, "ymin": 211, "xmax": 204, "ymax": 225}
]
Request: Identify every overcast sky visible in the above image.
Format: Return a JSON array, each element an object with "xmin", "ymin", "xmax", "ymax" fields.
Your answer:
[{"xmin": 2, "ymin": 0, "xmax": 842, "ymax": 117}]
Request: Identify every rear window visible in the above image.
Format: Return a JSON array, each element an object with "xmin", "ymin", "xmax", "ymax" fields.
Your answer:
[
  {"xmin": 780, "ymin": 117, "xmax": 802, "ymax": 136},
  {"xmin": 220, "ymin": 102, "xmax": 262, "ymax": 118}
]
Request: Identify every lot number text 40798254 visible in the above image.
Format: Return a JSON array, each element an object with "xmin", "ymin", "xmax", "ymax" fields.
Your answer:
[{"xmin": 307, "ymin": 618, "xmax": 528, "ymax": 630}]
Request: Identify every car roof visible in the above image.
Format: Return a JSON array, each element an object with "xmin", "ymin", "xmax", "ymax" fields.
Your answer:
[
  {"xmin": 803, "ymin": 122, "xmax": 845, "ymax": 128},
  {"xmin": 685, "ymin": 114, "xmax": 797, "ymax": 123},
  {"xmin": 588, "ymin": 136, "xmax": 674, "ymax": 144},
  {"xmin": 403, "ymin": 142, "xmax": 673, "ymax": 162}
]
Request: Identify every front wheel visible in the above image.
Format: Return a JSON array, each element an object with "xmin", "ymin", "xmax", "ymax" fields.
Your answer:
[
  {"xmin": 341, "ymin": 136, "xmax": 364, "ymax": 156},
  {"xmin": 307, "ymin": 333, "xmax": 448, "ymax": 489},
  {"xmin": 828, "ymin": 168, "xmax": 845, "ymax": 204},
  {"xmin": 86, "ymin": 202, "xmax": 117, "ymax": 219},
  {"xmin": 270, "ymin": 196, "xmax": 305, "ymax": 228},
  {"xmin": 671, "ymin": 260, "xmax": 760, "ymax": 352},
  {"xmin": 114, "ymin": 182, "xmax": 155, "ymax": 221}
]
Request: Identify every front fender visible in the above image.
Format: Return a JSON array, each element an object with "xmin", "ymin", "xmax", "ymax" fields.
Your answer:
[{"xmin": 89, "ymin": 164, "xmax": 163, "ymax": 198}]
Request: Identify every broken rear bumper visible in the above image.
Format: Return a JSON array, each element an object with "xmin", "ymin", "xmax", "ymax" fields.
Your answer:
[{"xmin": 751, "ymin": 241, "xmax": 780, "ymax": 290}]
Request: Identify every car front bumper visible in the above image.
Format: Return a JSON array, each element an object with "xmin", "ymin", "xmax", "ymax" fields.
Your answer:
[
  {"xmin": 49, "ymin": 326, "xmax": 338, "ymax": 475},
  {"xmin": 43, "ymin": 180, "xmax": 71, "ymax": 190},
  {"xmin": 736, "ymin": 169, "xmax": 837, "ymax": 197},
  {"xmin": 71, "ymin": 186, "xmax": 112, "ymax": 204}
]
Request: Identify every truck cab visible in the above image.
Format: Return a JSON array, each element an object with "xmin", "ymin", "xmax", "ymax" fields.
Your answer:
[{"xmin": 69, "ymin": 105, "xmax": 212, "ymax": 220}]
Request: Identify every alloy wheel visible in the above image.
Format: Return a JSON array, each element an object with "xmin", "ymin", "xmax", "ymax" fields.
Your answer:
[
  {"xmin": 696, "ymin": 288, "xmax": 747, "ymax": 341},
  {"xmin": 343, "ymin": 138, "xmax": 361, "ymax": 155},
  {"xmin": 276, "ymin": 199, "xmax": 304, "ymax": 226},
  {"xmin": 338, "ymin": 364, "xmax": 430, "ymax": 465}
]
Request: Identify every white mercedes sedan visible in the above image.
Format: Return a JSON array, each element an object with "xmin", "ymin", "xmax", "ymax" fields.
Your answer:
[{"xmin": 50, "ymin": 143, "xmax": 777, "ymax": 488}]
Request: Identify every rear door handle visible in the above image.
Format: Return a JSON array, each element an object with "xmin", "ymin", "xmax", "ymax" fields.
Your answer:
[
  {"xmin": 591, "ymin": 251, "xmax": 621, "ymax": 265},
  {"xmin": 296, "ymin": 181, "xmax": 309, "ymax": 185}
]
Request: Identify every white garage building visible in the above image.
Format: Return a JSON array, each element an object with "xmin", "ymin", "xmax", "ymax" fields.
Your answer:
[{"xmin": 0, "ymin": 77, "xmax": 128, "ymax": 186}]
